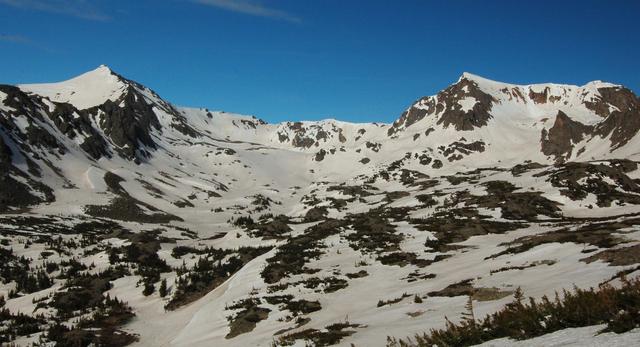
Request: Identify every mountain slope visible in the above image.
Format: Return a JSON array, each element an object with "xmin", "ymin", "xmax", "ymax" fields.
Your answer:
[{"xmin": 1, "ymin": 67, "xmax": 640, "ymax": 347}]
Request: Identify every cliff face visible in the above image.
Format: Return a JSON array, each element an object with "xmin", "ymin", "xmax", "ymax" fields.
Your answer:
[{"xmin": 541, "ymin": 111, "xmax": 593, "ymax": 162}]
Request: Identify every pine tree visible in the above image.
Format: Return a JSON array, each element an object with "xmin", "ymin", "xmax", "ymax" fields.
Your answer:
[
  {"xmin": 159, "ymin": 279, "xmax": 168, "ymax": 297},
  {"xmin": 514, "ymin": 286, "xmax": 524, "ymax": 305},
  {"xmin": 143, "ymin": 280, "xmax": 155, "ymax": 296},
  {"xmin": 462, "ymin": 296, "xmax": 476, "ymax": 326}
]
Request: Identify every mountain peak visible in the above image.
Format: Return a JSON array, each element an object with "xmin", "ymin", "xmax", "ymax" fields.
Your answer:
[
  {"xmin": 92, "ymin": 64, "xmax": 115, "ymax": 75},
  {"xmin": 583, "ymin": 79, "xmax": 622, "ymax": 90},
  {"xmin": 74, "ymin": 64, "xmax": 120, "ymax": 82},
  {"xmin": 459, "ymin": 71, "xmax": 482, "ymax": 81},
  {"xmin": 18, "ymin": 65, "xmax": 128, "ymax": 110},
  {"xmin": 457, "ymin": 72, "xmax": 509, "ymax": 90}
]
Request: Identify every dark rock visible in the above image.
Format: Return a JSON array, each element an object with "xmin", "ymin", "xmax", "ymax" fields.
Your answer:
[
  {"xmin": 529, "ymin": 87, "xmax": 550, "ymax": 104},
  {"xmin": 594, "ymin": 87, "xmax": 640, "ymax": 149},
  {"xmin": 585, "ymin": 86, "xmax": 638, "ymax": 118},
  {"xmin": 388, "ymin": 77, "xmax": 496, "ymax": 135},
  {"xmin": 541, "ymin": 111, "xmax": 593, "ymax": 162},
  {"xmin": 314, "ymin": 149, "xmax": 327, "ymax": 162},
  {"xmin": 436, "ymin": 78, "xmax": 495, "ymax": 131},
  {"xmin": 93, "ymin": 87, "xmax": 161, "ymax": 160}
]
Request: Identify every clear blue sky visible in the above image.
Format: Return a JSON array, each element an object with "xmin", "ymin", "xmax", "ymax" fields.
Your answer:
[{"xmin": 1, "ymin": 0, "xmax": 638, "ymax": 123}]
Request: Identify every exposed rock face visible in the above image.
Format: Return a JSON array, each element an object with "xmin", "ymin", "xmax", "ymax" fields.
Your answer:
[
  {"xmin": 0, "ymin": 85, "xmax": 68, "ymax": 155},
  {"xmin": 0, "ymin": 79, "xmax": 192, "ymax": 164},
  {"xmin": 0, "ymin": 85, "xmax": 44, "ymax": 119},
  {"xmin": 584, "ymin": 86, "xmax": 637, "ymax": 118},
  {"xmin": 314, "ymin": 149, "xmax": 327, "ymax": 161},
  {"xmin": 292, "ymin": 134, "xmax": 315, "ymax": 148},
  {"xmin": 278, "ymin": 121, "xmax": 348, "ymax": 149},
  {"xmin": 388, "ymin": 97, "xmax": 437, "ymax": 136},
  {"xmin": 0, "ymin": 69, "xmax": 215, "ymax": 209},
  {"xmin": 529, "ymin": 87, "xmax": 550, "ymax": 104},
  {"xmin": 49, "ymin": 103, "xmax": 109, "ymax": 160},
  {"xmin": 388, "ymin": 76, "xmax": 495, "ymax": 135},
  {"xmin": 541, "ymin": 111, "xmax": 593, "ymax": 162},
  {"xmin": 500, "ymin": 87, "xmax": 527, "ymax": 103},
  {"xmin": 593, "ymin": 87, "xmax": 640, "ymax": 149},
  {"xmin": 365, "ymin": 141, "xmax": 381, "ymax": 152},
  {"xmin": 93, "ymin": 87, "xmax": 161, "ymax": 160},
  {"xmin": 286, "ymin": 122, "xmax": 318, "ymax": 148},
  {"xmin": 439, "ymin": 140, "xmax": 486, "ymax": 161},
  {"xmin": 0, "ymin": 135, "xmax": 11, "ymax": 166},
  {"xmin": 0, "ymin": 134, "xmax": 45, "ymax": 212},
  {"xmin": 0, "ymin": 174, "xmax": 42, "ymax": 212},
  {"xmin": 338, "ymin": 129, "xmax": 347, "ymax": 143},
  {"xmin": 113, "ymin": 70, "xmax": 200, "ymax": 138},
  {"xmin": 436, "ymin": 78, "xmax": 495, "ymax": 131},
  {"xmin": 538, "ymin": 87, "xmax": 640, "ymax": 159}
]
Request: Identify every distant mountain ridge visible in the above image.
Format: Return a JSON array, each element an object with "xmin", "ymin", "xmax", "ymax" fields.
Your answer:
[{"xmin": 1, "ymin": 66, "xmax": 639, "ymax": 212}]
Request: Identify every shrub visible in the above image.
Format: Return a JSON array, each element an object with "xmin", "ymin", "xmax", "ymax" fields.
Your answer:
[{"xmin": 388, "ymin": 277, "xmax": 640, "ymax": 346}]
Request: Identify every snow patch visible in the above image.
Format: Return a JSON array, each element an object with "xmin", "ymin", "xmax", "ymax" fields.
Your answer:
[{"xmin": 459, "ymin": 96, "xmax": 477, "ymax": 112}]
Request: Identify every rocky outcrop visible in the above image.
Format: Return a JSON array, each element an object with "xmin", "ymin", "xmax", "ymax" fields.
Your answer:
[
  {"xmin": 0, "ymin": 85, "xmax": 68, "ymax": 155},
  {"xmin": 292, "ymin": 134, "xmax": 315, "ymax": 148},
  {"xmin": 0, "ymin": 85, "xmax": 112, "ymax": 160},
  {"xmin": 584, "ymin": 86, "xmax": 637, "ymax": 118},
  {"xmin": 388, "ymin": 97, "xmax": 437, "ymax": 136},
  {"xmin": 440, "ymin": 140, "xmax": 486, "ymax": 158},
  {"xmin": 0, "ymin": 85, "xmax": 45, "ymax": 121},
  {"xmin": 49, "ymin": 103, "xmax": 109, "ymax": 159},
  {"xmin": 278, "ymin": 121, "xmax": 347, "ymax": 149},
  {"xmin": 529, "ymin": 87, "xmax": 550, "ymax": 104},
  {"xmin": 436, "ymin": 78, "xmax": 495, "ymax": 131},
  {"xmin": 0, "ymin": 135, "xmax": 48, "ymax": 212},
  {"xmin": 93, "ymin": 87, "xmax": 161, "ymax": 161},
  {"xmin": 314, "ymin": 149, "xmax": 327, "ymax": 161},
  {"xmin": 0, "ymin": 135, "xmax": 11, "ymax": 166},
  {"xmin": 3, "ymin": 75, "xmax": 202, "ymax": 163},
  {"xmin": 541, "ymin": 111, "xmax": 593, "ymax": 162},
  {"xmin": 388, "ymin": 76, "xmax": 495, "ymax": 135},
  {"xmin": 593, "ymin": 87, "xmax": 640, "ymax": 149}
]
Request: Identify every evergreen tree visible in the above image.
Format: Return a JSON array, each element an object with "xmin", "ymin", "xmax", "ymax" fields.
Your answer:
[
  {"xmin": 159, "ymin": 279, "xmax": 168, "ymax": 297},
  {"xmin": 142, "ymin": 280, "xmax": 155, "ymax": 296},
  {"xmin": 462, "ymin": 296, "xmax": 476, "ymax": 326}
]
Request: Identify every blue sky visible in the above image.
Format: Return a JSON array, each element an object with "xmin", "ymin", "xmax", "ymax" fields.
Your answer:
[{"xmin": 1, "ymin": 0, "xmax": 638, "ymax": 123}]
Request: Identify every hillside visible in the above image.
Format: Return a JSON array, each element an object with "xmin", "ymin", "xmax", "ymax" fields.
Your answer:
[{"xmin": 1, "ymin": 66, "xmax": 640, "ymax": 346}]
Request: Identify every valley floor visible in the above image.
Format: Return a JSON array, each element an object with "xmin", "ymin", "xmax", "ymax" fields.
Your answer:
[{"xmin": 3, "ymin": 159, "xmax": 640, "ymax": 346}]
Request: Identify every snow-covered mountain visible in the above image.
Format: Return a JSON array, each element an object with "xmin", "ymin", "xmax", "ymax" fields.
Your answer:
[{"xmin": 1, "ymin": 67, "xmax": 640, "ymax": 347}]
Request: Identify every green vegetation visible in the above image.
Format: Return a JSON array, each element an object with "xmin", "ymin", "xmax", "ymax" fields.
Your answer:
[
  {"xmin": 273, "ymin": 321, "xmax": 360, "ymax": 346},
  {"xmin": 387, "ymin": 277, "xmax": 640, "ymax": 346},
  {"xmin": 166, "ymin": 246, "xmax": 271, "ymax": 310}
]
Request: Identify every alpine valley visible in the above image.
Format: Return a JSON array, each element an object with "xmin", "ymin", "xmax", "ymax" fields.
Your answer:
[{"xmin": 1, "ymin": 66, "xmax": 640, "ymax": 346}]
